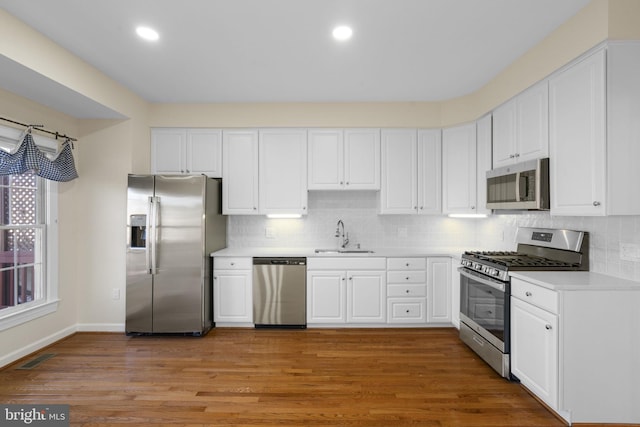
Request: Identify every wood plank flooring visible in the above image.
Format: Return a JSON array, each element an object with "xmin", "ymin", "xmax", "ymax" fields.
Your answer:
[{"xmin": 0, "ymin": 328, "xmax": 576, "ymax": 426}]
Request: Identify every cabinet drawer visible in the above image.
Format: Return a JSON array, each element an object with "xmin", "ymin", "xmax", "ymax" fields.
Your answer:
[
  {"xmin": 387, "ymin": 284, "xmax": 426, "ymax": 297},
  {"xmin": 387, "ymin": 271, "xmax": 426, "ymax": 284},
  {"xmin": 387, "ymin": 298, "xmax": 426, "ymax": 323},
  {"xmin": 387, "ymin": 257, "xmax": 427, "ymax": 270},
  {"xmin": 213, "ymin": 257, "xmax": 252, "ymax": 270},
  {"xmin": 511, "ymin": 278, "xmax": 558, "ymax": 314}
]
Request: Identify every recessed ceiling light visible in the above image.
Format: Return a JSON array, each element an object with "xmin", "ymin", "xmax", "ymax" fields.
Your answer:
[
  {"xmin": 332, "ymin": 25, "xmax": 353, "ymax": 41},
  {"xmin": 136, "ymin": 26, "xmax": 159, "ymax": 41}
]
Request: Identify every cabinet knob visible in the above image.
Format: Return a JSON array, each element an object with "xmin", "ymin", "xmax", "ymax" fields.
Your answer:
[
  {"xmin": 593, "ymin": 201, "xmax": 601, "ymax": 207},
  {"xmin": 471, "ymin": 206, "xmax": 476, "ymax": 210},
  {"xmin": 525, "ymin": 291, "xmax": 532, "ymax": 297},
  {"xmin": 509, "ymin": 154, "xmax": 515, "ymax": 159},
  {"xmin": 406, "ymin": 263, "xmax": 410, "ymax": 267},
  {"xmin": 253, "ymin": 207, "xmax": 257, "ymax": 210},
  {"xmin": 420, "ymin": 206, "xmax": 424, "ymax": 210},
  {"xmin": 406, "ymin": 309, "xmax": 410, "ymax": 313},
  {"xmin": 346, "ymin": 181, "xmax": 350, "ymax": 185},
  {"xmin": 514, "ymin": 153, "xmax": 520, "ymax": 158},
  {"xmin": 405, "ymin": 277, "xmax": 410, "ymax": 281},
  {"xmin": 545, "ymin": 324, "xmax": 552, "ymax": 330},
  {"xmin": 230, "ymin": 262, "xmax": 235, "ymax": 266},
  {"xmin": 405, "ymin": 289, "xmax": 410, "ymax": 294},
  {"xmin": 340, "ymin": 181, "xmax": 344, "ymax": 185}
]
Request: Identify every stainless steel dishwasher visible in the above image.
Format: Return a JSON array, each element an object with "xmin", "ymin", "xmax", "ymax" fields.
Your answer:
[{"xmin": 252, "ymin": 257, "xmax": 307, "ymax": 328}]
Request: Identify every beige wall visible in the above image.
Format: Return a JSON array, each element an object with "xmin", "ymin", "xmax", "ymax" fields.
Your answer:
[{"xmin": 0, "ymin": 0, "xmax": 639, "ymax": 366}]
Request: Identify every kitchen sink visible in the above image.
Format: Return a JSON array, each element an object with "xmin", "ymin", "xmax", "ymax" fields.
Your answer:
[{"xmin": 314, "ymin": 249, "xmax": 375, "ymax": 254}]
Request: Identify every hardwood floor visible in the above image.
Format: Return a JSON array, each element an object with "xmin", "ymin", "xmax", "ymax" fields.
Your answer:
[{"xmin": 0, "ymin": 328, "xmax": 571, "ymax": 426}]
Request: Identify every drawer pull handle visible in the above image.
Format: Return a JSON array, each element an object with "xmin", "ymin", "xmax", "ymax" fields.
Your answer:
[
  {"xmin": 406, "ymin": 263, "xmax": 410, "ymax": 267},
  {"xmin": 406, "ymin": 310, "xmax": 410, "ymax": 313},
  {"xmin": 545, "ymin": 324, "xmax": 552, "ymax": 330},
  {"xmin": 405, "ymin": 289, "xmax": 410, "ymax": 294},
  {"xmin": 525, "ymin": 291, "xmax": 532, "ymax": 297},
  {"xmin": 230, "ymin": 262, "xmax": 235, "ymax": 266},
  {"xmin": 406, "ymin": 277, "xmax": 410, "ymax": 280}
]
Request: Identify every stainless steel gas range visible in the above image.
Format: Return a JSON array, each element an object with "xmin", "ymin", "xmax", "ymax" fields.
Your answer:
[{"xmin": 458, "ymin": 227, "xmax": 589, "ymax": 378}]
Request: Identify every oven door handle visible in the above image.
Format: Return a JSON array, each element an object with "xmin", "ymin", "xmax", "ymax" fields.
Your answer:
[{"xmin": 458, "ymin": 267, "xmax": 506, "ymax": 292}]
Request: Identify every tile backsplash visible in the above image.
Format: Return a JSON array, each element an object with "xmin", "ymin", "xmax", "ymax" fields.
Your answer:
[{"xmin": 227, "ymin": 191, "xmax": 640, "ymax": 281}]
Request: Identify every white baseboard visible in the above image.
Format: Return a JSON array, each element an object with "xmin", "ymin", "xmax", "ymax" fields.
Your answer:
[
  {"xmin": 76, "ymin": 323, "xmax": 125, "ymax": 333},
  {"xmin": 0, "ymin": 324, "xmax": 77, "ymax": 369}
]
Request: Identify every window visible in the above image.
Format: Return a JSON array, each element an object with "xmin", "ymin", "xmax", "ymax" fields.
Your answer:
[{"xmin": 0, "ymin": 170, "xmax": 58, "ymax": 331}]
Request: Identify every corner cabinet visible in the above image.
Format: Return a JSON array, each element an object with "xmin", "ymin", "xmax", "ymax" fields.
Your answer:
[
  {"xmin": 307, "ymin": 128, "xmax": 380, "ymax": 190},
  {"xmin": 379, "ymin": 129, "xmax": 442, "ymax": 215},
  {"xmin": 151, "ymin": 128, "xmax": 222, "ymax": 177},
  {"xmin": 550, "ymin": 42, "xmax": 640, "ymax": 216},
  {"xmin": 442, "ymin": 123, "xmax": 477, "ymax": 214}
]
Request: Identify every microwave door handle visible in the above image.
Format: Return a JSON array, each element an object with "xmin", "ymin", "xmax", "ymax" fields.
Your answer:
[
  {"xmin": 458, "ymin": 267, "xmax": 506, "ymax": 293},
  {"xmin": 515, "ymin": 171, "xmax": 521, "ymax": 202}
]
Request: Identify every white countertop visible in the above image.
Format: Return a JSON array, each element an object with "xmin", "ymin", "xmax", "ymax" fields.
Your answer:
[
  {"xmin": 211, "ymin": 246, "xmax": 465, "ymax": 258},
  {"xmin": 510, "ymin": 271, "xmax": 640, "ymax": 291}
]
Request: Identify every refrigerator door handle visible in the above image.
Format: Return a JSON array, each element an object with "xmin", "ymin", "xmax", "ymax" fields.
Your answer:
[{"xmin": 149, "ymin": 196, "xmax": 160, "ymax": 274}]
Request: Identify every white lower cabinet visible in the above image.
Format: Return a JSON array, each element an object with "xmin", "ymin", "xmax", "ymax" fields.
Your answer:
[
  {"xmin": 426, "ymin": 257, "xmax": 452, "ymax": 323},
  {"xmin": 307, "ymin": 257, "xmax": 386, "ymax": 326},
  {"xmin": 511, "ymin": 294, "xmax": 558, "ymax": 409},
  {"xmin": 386, "ymin": 257, "xmax": 427, "ymax": 324},
  {"xmin": 212, "ymin": 257, "xmax": 253, "ymax": 325},
  {"xmin": 510, "ymin": 275, "xmax": 640, "ymax": 424}
]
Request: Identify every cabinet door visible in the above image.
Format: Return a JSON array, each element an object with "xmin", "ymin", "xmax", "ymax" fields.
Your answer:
[
  {"xmin": 476, "ymin": 114, "xmax": 492, "ymax": 215},
  {"xmin": 417, "ymin": 129, "xmax": 442, "ymax": 214},
  {"xmin": 259, "ymin": 129, "xmax": 308, "ymax": 215},
  {"xmin": 187, "ymin": 129, "xmax": 222, "ymax": 177},
  {"xmin": 442, "ymin": 123, "xmax": 477, "ymax": 214},
  {"xmin": 517, "ymin": 80, "xmax": 549, "ymax": 162},
  {"xmin": 151, "ymin": 128, "xmax": 186, "ymax": 174},
  {"xmin": 344, "ymin": 129, "xmax": 380, "ymax": 189},
  {"xmin": 380, "ymin": 129, "xmax": 417, "ymax": 214},
  {"xmin": 222, "ymin": 130, "xmax": 259, "ymax": 214},
  {"xmin": 492, "ymin": 99, "xmax": 517, "ymax": 168},
  {"xmin": 307, "ymin": 271, "xmax": 346, "ymax": 323},
  {"xmin": 550, "ymin": 49, "xmax": 606, "ymax": 216},
  {"xmin": 347, "ymin": 271, "xmax": 386, "ymax": 323},
  {"xmin": 427, "ymin": 257, "xmax": 452, "ymax": 323},
  {"xmin": 308, "ymin": 129, "xmax": 344, "ymax": 190},
  {"xmin": 511, "ymin": 297, "xmax": 559, "ymax": 410},
  {"xmin": 213, "ymin": 271, "xmax": 253, "ymax": 323}
]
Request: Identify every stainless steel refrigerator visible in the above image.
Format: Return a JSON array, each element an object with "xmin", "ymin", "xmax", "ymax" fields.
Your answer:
[{"xmin": 126, "ymin": 174, "xmax": 226, "ymax": 335}]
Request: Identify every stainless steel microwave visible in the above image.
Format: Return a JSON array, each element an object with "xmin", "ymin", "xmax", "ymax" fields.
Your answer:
[{"xmin": 486, "ymin": 158, "xmax": 549, "ymax": 210}]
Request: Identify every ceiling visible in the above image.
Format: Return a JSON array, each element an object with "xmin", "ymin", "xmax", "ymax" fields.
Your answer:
[{"xmin": 0, "ymin": 0, "xmax": 592, "ymax": 117}]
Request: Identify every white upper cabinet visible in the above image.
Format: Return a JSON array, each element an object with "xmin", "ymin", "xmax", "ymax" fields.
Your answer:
[
  {"xmin": 380, "ymin": 129, "xmax": 418, "ymax": 214},
  {"xmin": 442, "ymin": 123, "xmax": 477, "ymax": 214},
  {"xmin": 151, "ymin": 128, "xmax": 222, "ymax": 177},
  {"xmin": 222, "ymin": 130, "xmax": 260, "ymax": 214},
  {"xmin": 379, "ymin": 129, "xmax": 441, "ymax": 215},
  {"xmin": 223, "ymin": 129, "xmax": 307, "ymax": 215},
  {"xmin": 259, "ymin": 129, "xmax": 308, "ymax": 215},
  {"xmin": 550, "ymin": 41, "xmax": 640, "ymax": 216},
  {"xmin": 475, "ymin": 114, "xmax": 492, "ymax": 215},
  {"xmin": 308, "ymin": 129, "xmax": 380, "ymax": 190},
  {"xmin": 492, "ymin": 80, "xmax": 549, "ymax": 168}
]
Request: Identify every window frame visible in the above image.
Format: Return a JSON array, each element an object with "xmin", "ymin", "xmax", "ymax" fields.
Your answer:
[{"xmin": 0, "ymin": 126, "xmax": 60, "ymax": 331}]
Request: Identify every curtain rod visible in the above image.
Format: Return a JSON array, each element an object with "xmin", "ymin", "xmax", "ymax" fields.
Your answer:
[{"xmin": 0, "ymin": 116, "xmax": 77, "ymax": 142}]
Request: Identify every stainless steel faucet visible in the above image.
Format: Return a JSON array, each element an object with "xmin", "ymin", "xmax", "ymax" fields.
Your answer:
[{"xmin": 335, "ymin": 219, "xmax": 349, "ymax": 249}]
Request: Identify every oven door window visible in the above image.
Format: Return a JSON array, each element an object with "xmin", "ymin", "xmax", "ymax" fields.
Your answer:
[{"xmin": 460, "ymin": 269, "xmax": 508, "ymax": 344}]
